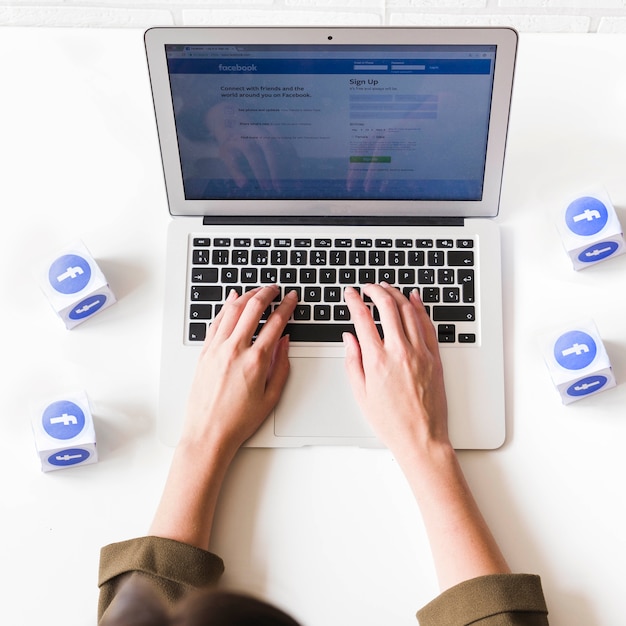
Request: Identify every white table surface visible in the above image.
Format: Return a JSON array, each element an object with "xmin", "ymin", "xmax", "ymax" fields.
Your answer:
[{"xmin": 1, "ymin": 28, "xmax": 625, "ymax": 626}]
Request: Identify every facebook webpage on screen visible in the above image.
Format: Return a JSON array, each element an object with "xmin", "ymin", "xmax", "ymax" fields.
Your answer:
[{"xmin": 166, "ymin": 44, "xmax": 496, "ymax": 201}]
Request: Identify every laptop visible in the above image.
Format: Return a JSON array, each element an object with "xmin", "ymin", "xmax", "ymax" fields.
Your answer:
[{"xmin": 144, "ymin": 26, "xmax": 517, "ymax": 449}]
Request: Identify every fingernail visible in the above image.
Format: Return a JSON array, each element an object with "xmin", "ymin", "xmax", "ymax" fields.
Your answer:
[{"xmin": 226, "ymin": 289, "xmax": 238, "ymax": 301}]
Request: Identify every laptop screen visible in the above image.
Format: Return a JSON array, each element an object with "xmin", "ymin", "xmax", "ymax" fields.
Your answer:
[{"xmin": 165, "ymin": 44, "xmax": 496, "ymax": 203}]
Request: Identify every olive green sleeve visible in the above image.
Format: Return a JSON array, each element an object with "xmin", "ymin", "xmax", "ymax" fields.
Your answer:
[
  {"xmin": 417, "ymin": 574, "xmax": 549, "ymax": 625},
  {"xmin": 98, "ymin": 536, "xmax": 224, "ymax": 623}
]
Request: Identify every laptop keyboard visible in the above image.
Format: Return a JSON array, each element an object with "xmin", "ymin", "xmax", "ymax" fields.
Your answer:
[{"xmin": 187, "ymin": 235, "xmax": 477, "ymax": 344}]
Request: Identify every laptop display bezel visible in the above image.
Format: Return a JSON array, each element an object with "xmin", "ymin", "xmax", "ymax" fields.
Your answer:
[{"xmin": 145, "ymin": 26, "xmax": 517, "ymax": 220}]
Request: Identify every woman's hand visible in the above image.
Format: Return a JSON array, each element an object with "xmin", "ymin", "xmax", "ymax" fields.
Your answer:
[
  {"xmin": 343, "ymin": 283, "xmax": 450, "ymax": 462},
  {"xmin": 181, "ymin": 285, "xmax": 298, "ymax": 456}
]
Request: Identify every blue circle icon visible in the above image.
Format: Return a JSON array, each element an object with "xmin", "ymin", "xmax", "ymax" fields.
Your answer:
[
  {"xmin": 578, "ymin": 241, "xmax": 619, "ymax": 263},
  {"xmin": 554, "ymin": 330, "xmax": 597, "ymax": 370},
  {"xmin": 565, "ymin": 197, "xmax": 608, "ymax": 236},
  {"xmin": 69, "ymin": 294, "xmax": 107, "ymax": 320},
  {"xmin": 49, "ymin": 254, "xmax": 91, "ymax": 294},
  {"xmin": 47, "ymin": 448, "xmax": 91, "ymax": 467},
  {"xmin": 566, "ymin": 375, "xmax": 608, "ymax": 397},
  {"xmin": 42, "ymin": 401, "xmax": 86, "ymax": 440}
]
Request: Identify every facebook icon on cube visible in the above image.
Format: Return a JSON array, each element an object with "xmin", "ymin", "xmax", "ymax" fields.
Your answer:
[
  {"xmin": 554, "ymin": 330, "xmax": 597, "ymax": 370},
  {"xmin": 48, "ymin": 254, "xmax": 92, "ymax": 294},
  {"xmin": 42, "ymin": 400, "xmax": 86, "ymax": 440},
  {"xmin": 32, "ymin": 392, "xmax": 98, "ymax": 471},
  {"xmin": 540, "ymin": 319, "xmax": 616, "ymax": 404},
  {"xmin": 565, "ymin": 197, "xmax": 608, "ymax": 237},
  {"xmin": 557, "ymin": 189, "xmax": 625, "ymax": 270},
  {"xmin": 37, "ymin": 240, "xmax": 116, "ymax": 329}
]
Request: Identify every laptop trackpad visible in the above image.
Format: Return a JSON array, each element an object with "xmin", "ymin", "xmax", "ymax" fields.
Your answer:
[{"xmin": 274, "ymin": 357, "xmax": 375, "ymax": 438}]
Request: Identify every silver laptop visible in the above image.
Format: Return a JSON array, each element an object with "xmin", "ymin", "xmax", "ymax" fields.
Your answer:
[{"xmin": 145, "ymin": 26, "xmax": 517, "ymax": 449}]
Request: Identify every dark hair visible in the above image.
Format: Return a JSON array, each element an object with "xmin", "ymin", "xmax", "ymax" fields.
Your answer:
[
  {"xmin": 101, "ymin": 578, "xmax": 301, "ymax": 626},
  {"xmin": 173, "ymin": 590, "xmax": 301, "ymax": 626}
]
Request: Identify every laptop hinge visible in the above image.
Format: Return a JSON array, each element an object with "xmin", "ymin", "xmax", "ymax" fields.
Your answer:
[{"xmin": 202, "ymin": 215, "xmax": 465, "ymax": 227}]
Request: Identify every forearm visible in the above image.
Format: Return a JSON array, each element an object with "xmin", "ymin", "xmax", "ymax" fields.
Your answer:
[
  {"xmin": 396, "ymin": 442, "xmax": 510, "ymax": 592},
  {"xmin": 148, "ymin": 440, "xmax": 236, "ymax": 550}
]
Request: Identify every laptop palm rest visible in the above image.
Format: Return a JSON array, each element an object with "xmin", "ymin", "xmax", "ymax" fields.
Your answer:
[{"xmin": 274, "ymin": 357, "xmax": 375, "ymax": 438}]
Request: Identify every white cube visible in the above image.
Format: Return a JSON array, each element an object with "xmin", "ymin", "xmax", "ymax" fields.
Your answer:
[
  {"xmin": 539, "ymin": 319, "xmax": 616, "ymax": 404},
  {"xmin": 31, "ymin": 391, "xmax": 98, "ymax": 472},
  {"xmin": 36, "ymin": 240, "xmax": 116, "ymax": 329},
  {"xmin": 556, "ymin": 188, "xmax": 625, "ymax": 270}
]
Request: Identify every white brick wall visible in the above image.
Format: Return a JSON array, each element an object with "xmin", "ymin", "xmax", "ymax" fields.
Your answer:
[{"xmin": 1, "ymin": 0, "xmax": 626, "ymax": 32}]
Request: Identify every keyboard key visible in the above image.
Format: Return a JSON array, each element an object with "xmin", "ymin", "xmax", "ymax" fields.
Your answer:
[
  {"xmin": 294, "ymin": 238, "xmax": 311, "ymax": 247},
  {"xmin": 280, "ymin": 268, "xmax": 297, "ymax": 283},
  {"xmin": 193, "ymin": 237, "xmax": 210, "ymax": 247},
  {"xmin": 320, "ymin": 269, "xmax": 337, "ymax": 283},
  {"xmin": 334, "ymin": 305, "xmax": 350, "ymax": 321},
  {"xmin": 379, "ymin": 269, "xmax": 395, "ymax": 283},
  {"xmin": 300, "ymin": 268, "xmax": 317, "ymax": 283},
  {"xmin": 375, "ymin": 238, "xmax": 393, "ymax": 248},
  {"xmin": 315, "ymin": 238, "xmax": 332, "ymax": 247},
  {"xmin": 311, "ymin": 250, "xmax": 327, "ymax": 265},
  {"xmin": 438, "ymin": 268, "xmax": 455, "ymax": 284},
  {"xmin": 422, "ymin": 288, "xmax": 440, "ymax": 303},
  {"xmin": 359, "ymin": 268, "xmax": 376, "ymax": 283},
  {"xmin": 212, "ymin": 250, "xmax": 229, "ymax": 265},
  {"xmin": 189, "ymin": 323, "xmax": 207, "ymax": 342},
  {"xmin": 283, "ymin": 323, "xmax": 382, "ymax": 342},
  {"xmin": 251, "ymin": 250, "xmax": 269, "ymax": 265},
  {"xmin": 221, "ymin": 268, "xmax": 238, "ymax": 283},
  {"xmin": 369, "ymin": 250, "xmax": 386, "ymax": 266},
  {"xmin": 438, "ymin": 324, "xmax": 456, "ymax": 343},
  {"xmin": 324, "ymin": 287, "xmax": 342, "ymax": 302},
  {"xmin": 339, "ymin": 268, "xmax": 356, "ymax": 284},
  {"xmin": 398, "ymin": 269, "xmax": 415, "ymax": 284},
  {"xmin": 355, "ymin": 239, "xmax": 373, "ymax": 248},
  {"xmin": 416, "ymin": 239, "xmax": 434, "ymax": 248},
  {"xmin": 428, "ymin": 251, "xmax": 444, "ymax": 266},
  {"xmin": 241, "ymin": 268, "xmax": 258, "ymax": 283},
  {"xmin": 291, "ymin": 250, "xmax": 307, "ymax": 265},
  {"xmin": 330, "ymin": 250, "xmax": 347, "ymax": 265},
  {"xmin": 408, "ymin": 251, "xmax": 425, "ymax": 266},
  {"xmin": 271, "ymin": 250, "xmax": 287, "ymax": 265},
  {"xmin": 448, "ymin": 250, "xmax": 474, "ymax": 266},
  {"xmin": 254, "ymin": 238, "xmax": 271, "ymax": 247},
  {"xmin": 193, "ymin": 249, "xmax": 210, "ymax": 265},
  {"xmin": 442, "ymin": 287, "xmax": 460, "ymax": 303},
  {"xmin": 456, "ymin": 239, "xmax": 474, "ymax": 248},
  {"xmin": 191, "ymin": 286, "xmax": 222, "ymax": 301},
  {"xmin": 232, "ymin": 250, "xmax": 249, "ymax": 265},
  {"xmin": 458, "ymin": 269, "xmax": 475, "ymax": 302},
  {"xmin": 191, "ymin": 268, "xmax": 218, "ymax": 283},
  {"xmin": 294, "ymin": 304, "xmax": 311, "ymax": 320},
  {"xmin": 432, "ymin": 306, "xmax": 475, "ymax": 322},
  {"xmin": 275, "ymin": 238, "xmax": 291, "ymax": 247},
  {"xmin": 304, "ymin": 287, "xmax": 322, "ymax": 302},
  {"xmin": 395, "ymin": 239, "xmax": 413, "ymax": 248},
  {"xmin": 314, "ymin": 305, "xmax": 331, "ymax": 321},
  {"xmin": 213, "ymin": 238, "xmax": 231, "ymax": 247},
  {"xmin": 190, "ymin": 304, "xmax": 212, "ymax": 320},
  {"xmin": 349, "ymin": 250, "xmax": 366, "ymax": 265},
  {"xmin": 437, "ymin": 239, "xmax": 454, "ymax": 248},
  {"xmin": 234, "ymin": 238, "xmax": 251, "ymax": 247},
  {"xmin": 261, "ymin": 268, "xmax": 278, "ymax": 283},
  {"xmin": 459, "ymin": 333, "xmax": 477, "ymax": 343},
  {"xmin": 335, "ymin": 238, "xmax": 352, "ymax": 247}
]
